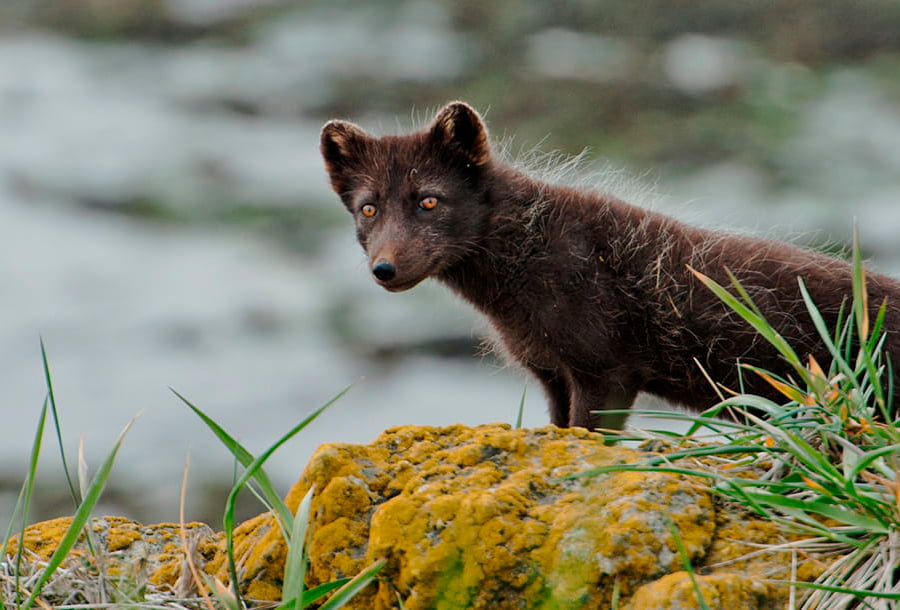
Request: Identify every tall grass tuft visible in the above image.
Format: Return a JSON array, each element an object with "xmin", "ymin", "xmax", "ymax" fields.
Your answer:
[
  {"xmin": 176, "ymin": 386, "xmax": 385, "ymax": 609},
  {"xmin": 2, "ymin": 347, "xmax": 139, "ymax": 609},
  {"xmin": 580, "ymin": 233, "xmax": 900, "ymax": 608},
  {"xmin": 2, "ymin": 348, "xmax": 381, "ymax": 609}
]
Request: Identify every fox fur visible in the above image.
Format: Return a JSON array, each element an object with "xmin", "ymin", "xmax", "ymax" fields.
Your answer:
[{"xmin": 320, "ymin": 101, "xmax": 900, "ymax": 430}]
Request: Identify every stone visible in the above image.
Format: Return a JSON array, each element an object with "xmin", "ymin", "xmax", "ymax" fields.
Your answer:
[
  {"xmin": 6, "ymin": 424, "xmax": 825, "ymax": 608},
  {"xmin": 5, "ymin": 515, "xmax": 219, "ymax": 600}
]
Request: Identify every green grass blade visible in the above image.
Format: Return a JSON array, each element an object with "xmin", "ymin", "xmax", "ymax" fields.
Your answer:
[
  {"xmin": 5, "ymin": 398, "xmax": 49, "ymax": 606},
  {"xmin": 40, "ymin": 339, "xmax": 80, "ymax": 507},
  {"xmin": 618, "ymin": 407, "xmax": 759, "ymax": 431},
  {"xmin": 718, "ymin": 393, "xmax": 787, "ymax": 418},
  {"xmin": 5, "ymin": 485, "xmax": 28, "ymax": 606},
  {"xmin": 668, "ymin": 520, "xmax": 710, "ymax": 610},
  {"xmin": 734, "ymin": 414, "xmax": 845, "ymax": 481},
  {"xmin": 570, "ymin": 464, "xmax": 725, "ymax": 482},
  {"xmin": 801, "ymin": 501, "xmax": 890, "ymax": 532},
  {"xmin": 3, "ymin": 479, "xmax": 27, "ymax": 557},
  {"xmin": 867, "ymin": 301, "xmax": 888, "ymax": 354},
  {"xmin": 275, "ymin": 580, "xmax": 352, "ymax": 609},
  {"xmin": 20, "ymin": 413, "xmax": 139, "ymax": 610},
  {"xmin": 204, "ymin": 573, "xmax": 243, "ymax": 610},
  {"xmin": 74, "ymin": 439, "xmax": 100, "ymax": 562},
  {"xmin": 773, "ymin": 579, "xmax": 900, "ymax": 601},
  {"xmin": 737, "ymin": 490, "xmax": 888, "ymax": 533},
  {"xmin": 300, "ymin": 580, "xmax": 352, "ymax": 606},
  {"xmin": 282, "ymin": 486, "xmax": 316, "ymax": 606},
  {"xmin": 851, "ymin": 227, "xmax": 868, "ymax": 344},
  {"xmin": 733, "ymin": 494, "xmax": 836, "ymax": 533},
  {"xmin": 172, "ymin": 389, "xmax": 293, "ymax": 532},
  {"xmin": 847, "ymin": 444, "xmax": 900, "ymax": 479},
  {"xmin": 798, "ymin": 279, "xmax": 860, "ymax": 386},
  {"xmin": 318, "ymin": 559, "xmax": 386, "ymax": 610},
  {"xmin": 690, "ymin": 267, "xmax": 803, "ymax": 370},
  {"xmin": 717, "ymin": 480, "xmax": 785, "ymax": 521},
  {"xmin": 633, "ymin": 444, "xmax": 778, "ymax": 466},
  {"xmin": 221, "ymin": 386, "xmax": 349, "ymax": 606},
  {"xmin": 723, "ymin": 268, "xmax": 768, "ymax": 320},
  {"xmin": 515, "ymin": 384, "xmax": 527, "ymax": 429},
  {"xmin": 851, "ymin": 230, "xmax": 887, "ymax": 410}
]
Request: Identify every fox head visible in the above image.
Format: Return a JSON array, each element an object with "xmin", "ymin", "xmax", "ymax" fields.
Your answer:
[{"xmin": 320, "ymin": 102, "xmax": 493, "ymax": 292}]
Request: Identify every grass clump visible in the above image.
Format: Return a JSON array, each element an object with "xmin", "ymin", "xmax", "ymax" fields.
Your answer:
[
  {"xmin": 175, "ymin": 388, "xmax": 384, "ymax": 610},
  {"xmin": 2, "ymin": 352, "xmax": 382, "ymax": 609},
  {"xmin": 585, "ymin": 232, "xmax": 900, "ymax": 608}
]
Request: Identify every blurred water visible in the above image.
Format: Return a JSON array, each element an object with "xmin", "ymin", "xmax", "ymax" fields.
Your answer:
[
  {"xmin": 2, "ymin": 9, "xmax": 900, "ymax": 523},
  {"xmin": 1, "ymin": 182, "xmax": 543, "ymax": 520}
]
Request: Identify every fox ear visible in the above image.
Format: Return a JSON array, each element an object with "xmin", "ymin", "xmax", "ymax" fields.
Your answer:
[
  {"xmin": 320, "ymin": 120, "xmax": 372, "ymax": 193},
  {"xmin": 430, "ymin": 102, "xmax": 490, "ymax": 167}
]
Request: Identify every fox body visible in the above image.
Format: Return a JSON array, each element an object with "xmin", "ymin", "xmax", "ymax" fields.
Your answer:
[{"xmin": 320, "ymin": 102, "xmax": 900, "ymax": 430}]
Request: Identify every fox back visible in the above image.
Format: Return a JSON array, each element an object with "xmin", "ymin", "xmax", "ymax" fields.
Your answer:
[{"xmin": 321, "ymin": 102, "xmax": 900, "ymax": 431}]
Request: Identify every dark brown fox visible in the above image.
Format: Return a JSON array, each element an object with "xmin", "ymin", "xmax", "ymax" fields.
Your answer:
[{"xmin": 320, "ymin": 101, "xmax": 900, "ymax": 430}]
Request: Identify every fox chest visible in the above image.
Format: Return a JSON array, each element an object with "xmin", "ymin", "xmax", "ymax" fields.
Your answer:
[
  {"xmin": 447, "ymin": 247, "xmax": 630, "ymax": 371},
  {"xmin": 487, "ymin": 293, "xmax": 619, "ymax": 372}
]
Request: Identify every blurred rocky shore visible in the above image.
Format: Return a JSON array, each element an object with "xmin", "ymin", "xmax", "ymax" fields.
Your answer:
[{"xmin": 2, "ymin": 0, "xmax": 900, "ymax": 524}]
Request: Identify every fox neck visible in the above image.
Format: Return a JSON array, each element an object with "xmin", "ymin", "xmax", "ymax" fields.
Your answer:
[{"xmin": 436, "ymin": 166, "xmax": 573, "ymax": 315}]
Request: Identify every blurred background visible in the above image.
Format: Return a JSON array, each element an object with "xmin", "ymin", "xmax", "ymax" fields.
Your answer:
[{"xmin": 3, "ymin": 0, "xmax": 900, "ymax": 525}]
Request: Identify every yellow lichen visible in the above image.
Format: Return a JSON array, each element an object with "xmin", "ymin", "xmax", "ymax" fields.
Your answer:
[
  {"xmin": 628, "ymin": 571, "xmax": 771, "ymax": 609},
  {"xmin": 282, "ymin": 424, "xmax": 714, "ymax": 609},
  {"xmin": 101, "ymin": 517, "xmax": 144, "ymax": 551},
  {"xmin": 204, "ymin": 511, "xmax": 285, "ymax": 600},
  {"xmin": 5, "ymin": 515, "xmax": 220, "ymax": 600},
  {"xmin": 6, "ymin": 516, "xmax": 79, "ymax": 561}
]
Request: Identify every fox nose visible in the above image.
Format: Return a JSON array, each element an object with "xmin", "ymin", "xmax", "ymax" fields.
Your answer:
[{"xmin": 372, "ymin": 260, "xmax": 396, "ymax": 282}]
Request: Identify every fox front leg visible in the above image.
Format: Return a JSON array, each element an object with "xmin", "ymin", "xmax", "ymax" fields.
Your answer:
[
  {"xmin": 530, "ymin": 366, "xmax": 571, "ymax": 428},
  {"xmin": 568, "ymin": 373, "xmax": 637, "ymax": 432}
]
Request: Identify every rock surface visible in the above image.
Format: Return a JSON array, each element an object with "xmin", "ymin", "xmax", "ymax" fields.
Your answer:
[{"xmin": 7, "ymin": 424, "xmax": 825, "ymax": 608}]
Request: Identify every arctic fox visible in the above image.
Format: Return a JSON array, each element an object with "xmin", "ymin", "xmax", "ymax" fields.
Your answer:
[{"xmin": 320, "ymin": 101, "xmax": 900, "ymax": 430}]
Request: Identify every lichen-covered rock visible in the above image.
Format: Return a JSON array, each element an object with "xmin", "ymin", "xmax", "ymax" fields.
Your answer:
[
  {"xmin": 7, "ymin": 424, "xmax": 825, "ymax": 608},
  {"xmin": 5, "ymin": 515, "xmax": 219, "ymax": 592},
  {"xmin": 628, "ymin": 571, "xmax": 772, "ymax": 609},
  {"xmin": 220, "ymin": 423, "xmax": 815, "ymax": 608}
]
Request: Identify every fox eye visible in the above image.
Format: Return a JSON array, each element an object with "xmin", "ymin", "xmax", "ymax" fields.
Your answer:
[
  {"xmin": 419, "ymin": 196, "xmax": 439, "ymax": 211},
  {"xmin": 360, "ymin": 203, "xmax": 377, "ymax": 217}
]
